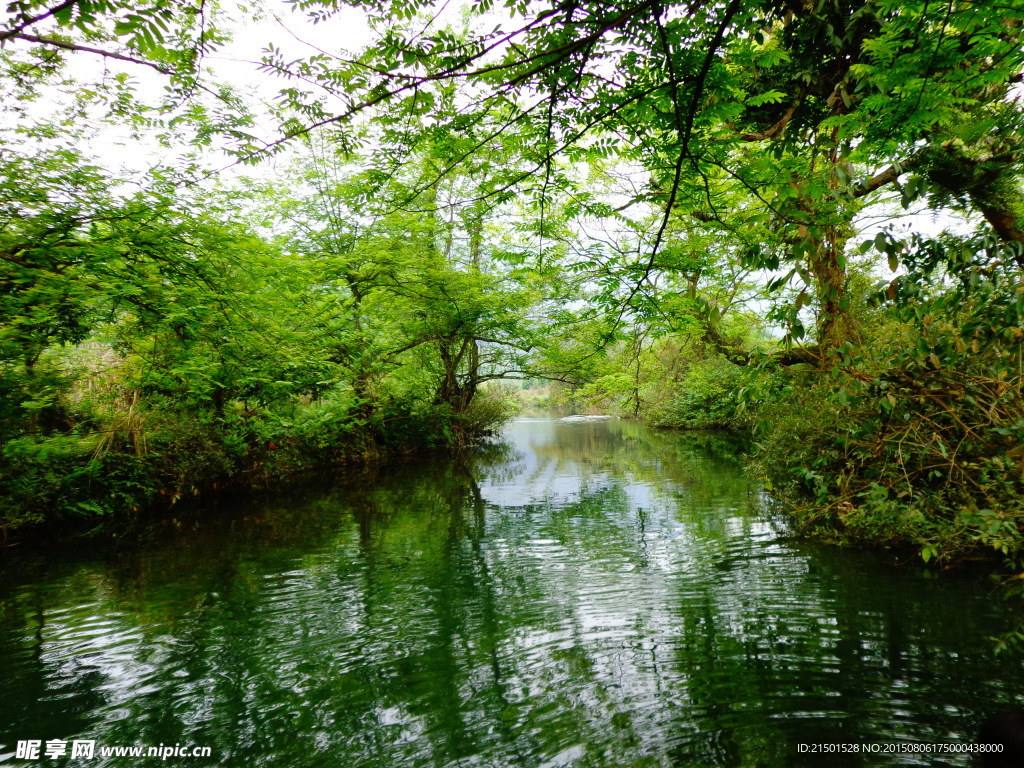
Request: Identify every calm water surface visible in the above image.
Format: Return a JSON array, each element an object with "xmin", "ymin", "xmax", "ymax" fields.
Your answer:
[{"xmin": 1, "ymin": 417, "xmax": 1022, "ymax": 767}]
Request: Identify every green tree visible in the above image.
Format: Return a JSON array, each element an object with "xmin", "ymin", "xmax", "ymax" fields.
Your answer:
[
  {"xmin": 252, "ymin": 134, "xmax": 540, "ymax": 434},
  {"xmin": 260, "ymin": 0, "xmax": 1023, "ymax": 354}
]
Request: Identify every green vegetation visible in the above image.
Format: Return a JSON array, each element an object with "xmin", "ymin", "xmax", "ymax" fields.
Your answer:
[
  {"xmin": 0, "ymin": 118, "xmax": 531, "ymax": 533},
  {"xmin": 2, "ymin": 0, "xmax": 1024, "ymax": 578}
]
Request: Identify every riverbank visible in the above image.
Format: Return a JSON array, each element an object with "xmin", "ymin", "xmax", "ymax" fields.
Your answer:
[
  {"xmin": 547, "ymin": 341, "xmax": 1024, "ymax": 576},
  {"xmin": 0, "ymin": 396, "xmax": 513, "ymax": 544}
]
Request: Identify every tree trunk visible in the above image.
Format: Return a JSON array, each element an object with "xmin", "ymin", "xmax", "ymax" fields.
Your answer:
[{"xmin": 809, "ymin": 228, "xmax": 853, "ymax": 352}]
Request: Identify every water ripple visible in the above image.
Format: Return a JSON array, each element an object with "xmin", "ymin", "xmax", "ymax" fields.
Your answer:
[{"xmin": 0, "ymin": 419, "xmax": 1014, "ymax": 767}]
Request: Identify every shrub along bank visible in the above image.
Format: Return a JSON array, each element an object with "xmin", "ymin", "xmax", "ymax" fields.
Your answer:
[
  {"xmin": 0, "ymin": 380, "xmax": 514, "ymax": 538},
  {"xmin": 749, "ymin": 236, "xmax": 1024, "ymax": 572}
]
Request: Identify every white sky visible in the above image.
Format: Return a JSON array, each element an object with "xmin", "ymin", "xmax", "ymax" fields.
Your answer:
[
  {"xmin": 210, "ymin": 1, "xmax": 372, "ymax": 100},
  {"xmin": 14, "ymin": 1, "xmax": 377, "ymax": 181}
]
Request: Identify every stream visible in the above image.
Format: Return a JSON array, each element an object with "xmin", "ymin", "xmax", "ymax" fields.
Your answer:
[{"xmin": 1, "ymin": 417, "xmax": 1021, "ymax": 767}]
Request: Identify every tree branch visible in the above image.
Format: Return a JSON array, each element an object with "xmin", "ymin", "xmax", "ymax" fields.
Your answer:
[
  {"xmin": 0, "ymin": 0, "xmax": 80, "ymax": 40},
  {"xmin": 736, "ymin": 102, "xmax": 799, "ymax": 141},
  {"xmin": 852, "ymin": 164, "xmax": 907, "ymax": 198},
  {"xmin": 10, "ymin": 32, "xmax": 173, "ymax": 74}
]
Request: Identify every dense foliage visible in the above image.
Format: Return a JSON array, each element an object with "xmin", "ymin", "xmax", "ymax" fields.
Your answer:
[{"xmin": 1, "ymin": 0, "xmax": 1024, "ymax": 582}]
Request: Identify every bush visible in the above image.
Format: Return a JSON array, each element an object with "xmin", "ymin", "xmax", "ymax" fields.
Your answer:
[
  {"xmin": 0, "ymin": 359, "xmax": 520, "ymax": 538},
  {"xmin": 749, "ymin": 354, "xmax": 1024, "ymax": 565},
  {"xmin": 455, "ymin": 384, "xmax": 520, "ymax": 439},
  {"xmin": 648, "ymin": 356, "xmax": 759, "ymax": 429},
  {"xmin": 0, "ymin": 434, "xmax": 157, "ymax": 529},
  {"xmin": 740, "ymin": 235, "xmax": 1024, "ymax": 567}
]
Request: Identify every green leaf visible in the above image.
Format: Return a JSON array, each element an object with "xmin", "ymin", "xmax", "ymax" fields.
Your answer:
[{"xmin": 747, "ymin": 89, "xmax": 787, "ymax": 107}]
